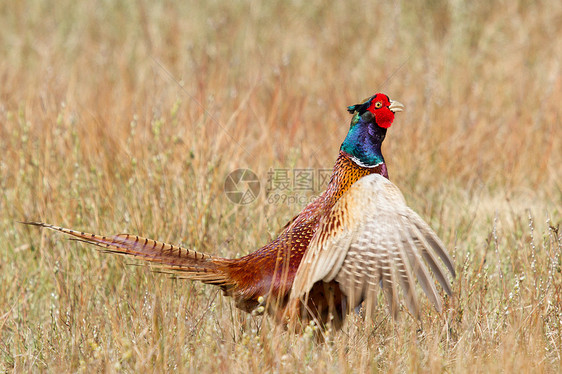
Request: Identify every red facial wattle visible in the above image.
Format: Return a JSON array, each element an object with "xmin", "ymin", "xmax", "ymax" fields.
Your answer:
[
  {"xmin": 372, "ymin": 108, "xmax": 395, "ymax": 129},
  {"xmin": 365, "ymin": 94, "xmax": 401, "ymax": 129}
]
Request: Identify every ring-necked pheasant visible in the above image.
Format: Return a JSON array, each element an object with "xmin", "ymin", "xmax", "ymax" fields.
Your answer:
[{"xmin": 24, "ymin": 93, "xmax": 455, "ymax": 330}]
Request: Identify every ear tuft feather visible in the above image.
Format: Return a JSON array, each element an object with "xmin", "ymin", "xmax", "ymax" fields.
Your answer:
[{"xmin": 347, "ymin": 102, "xmax": 369, "ymax": 115}]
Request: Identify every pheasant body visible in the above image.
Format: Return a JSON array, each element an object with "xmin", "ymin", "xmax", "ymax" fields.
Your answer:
[
  {"xmin": 220, "ymin": 152, "xmax": 385, "ymax": 315},
  {"xmin": 25, "ymin": 93, "xmax": 455, "ymax": 331}
]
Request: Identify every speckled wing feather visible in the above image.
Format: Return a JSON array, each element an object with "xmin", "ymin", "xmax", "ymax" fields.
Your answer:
[{"xmin": 290, "ymin": 173, "xmax": 455, "ymax": 317}]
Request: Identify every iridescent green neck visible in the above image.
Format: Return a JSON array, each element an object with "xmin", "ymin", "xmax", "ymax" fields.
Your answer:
[{"xmin": 340, "ymin": 113, "xmax": 387, "ymax": 167}]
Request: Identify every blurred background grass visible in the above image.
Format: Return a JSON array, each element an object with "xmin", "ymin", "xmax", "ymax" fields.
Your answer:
[{"xmin": 1, "ymin": 0, "xmax": 561, "ymax": 372}]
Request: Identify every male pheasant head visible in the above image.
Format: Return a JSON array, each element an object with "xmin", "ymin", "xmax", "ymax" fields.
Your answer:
[
  {"xmin": 341, "ymin": 93, "xmax": 404, "ymax": 169},
  {"xmin": 347, "ymin": 93, "xmax": 404, "ymax": 129}
]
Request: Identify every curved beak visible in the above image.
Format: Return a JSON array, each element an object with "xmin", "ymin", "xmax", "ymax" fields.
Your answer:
[{"xmin": 389, "ymin": 100, "xmax": 405, "ymax": 113}]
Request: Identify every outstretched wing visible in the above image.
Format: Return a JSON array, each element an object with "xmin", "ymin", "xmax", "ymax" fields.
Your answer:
[{"xmin": 290, "ymin": 173, "xmax": 455, "ymax": 317}]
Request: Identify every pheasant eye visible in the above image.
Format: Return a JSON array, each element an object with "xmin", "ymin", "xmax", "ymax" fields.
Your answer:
[{"xmin": 374, "ymin": 101, "xmax": 383, "ymax": 109}]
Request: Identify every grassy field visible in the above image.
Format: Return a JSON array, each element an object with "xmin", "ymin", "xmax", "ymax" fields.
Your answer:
[{"xmin": 1, "ymin": 0, "xmax": 561, "ymax": 372}]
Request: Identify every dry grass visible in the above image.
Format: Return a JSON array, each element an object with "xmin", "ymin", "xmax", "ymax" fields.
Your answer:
[{"xmin": 1, "ymin": 0, "xmax": 561, "ymax": 372}]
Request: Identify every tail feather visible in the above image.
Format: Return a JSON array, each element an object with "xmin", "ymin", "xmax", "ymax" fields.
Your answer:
[{"xmin": 22, "ymin": 221, "xmax": 233, "ymax": 287}]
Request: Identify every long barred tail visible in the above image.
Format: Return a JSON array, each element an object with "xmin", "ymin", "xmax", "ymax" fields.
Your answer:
[{"xmin": 22, "ymin": 222, "xmax": 233, "ymax": 286}]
